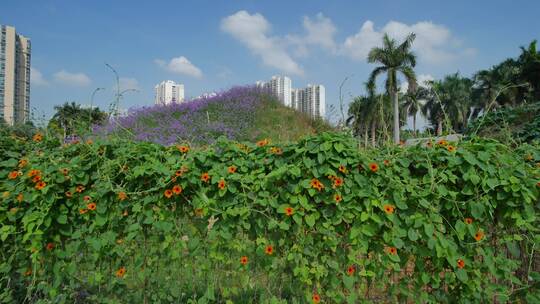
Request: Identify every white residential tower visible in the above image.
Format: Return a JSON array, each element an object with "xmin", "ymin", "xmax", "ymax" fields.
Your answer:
[{"xmin": 154, "ymin": 80, "xmax": 184, "ymax": 105}]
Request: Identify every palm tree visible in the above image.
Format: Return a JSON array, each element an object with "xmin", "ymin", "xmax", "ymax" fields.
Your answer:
[
  {"xmin": 422, "ymin": 74, "xmax": 473, "ymax": 134},
  {"xmin": 49, "ymin": 102, "xmax": 108, "ymax": 138},
  {"xmin": 347, "ymin": 95, "xmax": 370, "ymax": 146},
  {"xmin": 367, "ymin": 33, "xmax": 417, "ymax": 144},
  {"xmin": 518, "ymin": 40, "xmax": 540, "ymax": 100},
  {"xmin": 403, "ymin": 86, "xmax": 428, "ymax": 136}
]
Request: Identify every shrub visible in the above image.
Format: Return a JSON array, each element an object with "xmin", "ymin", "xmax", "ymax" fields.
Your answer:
[{"xmin": 1, "ymin": 132, "xmax": 539, "ymax": 303}]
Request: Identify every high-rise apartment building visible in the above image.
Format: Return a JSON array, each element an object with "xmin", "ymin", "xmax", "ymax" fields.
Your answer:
[
  {"xmin": 257, "ymin": 76, "xmax": 325, "ymax": 119},
  {"xmin": 154, "ymin": 80, "xmax": 184, "ymax": 105},
  {"xmin": 0, "ymin": 25, "xmax": 31, "ymax": 125},
  {"xmin": 257, "ymin": 76, "xmax": 291, "ymax": 107}
]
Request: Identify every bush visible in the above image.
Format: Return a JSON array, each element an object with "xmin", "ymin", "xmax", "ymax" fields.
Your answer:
[
  {"xmin": 466, "ymin": 102, "xmax": 540, "ymax": 143},
  {"xmin": 1, "ymin": 132, "xmax": 539, "ymax": 303}
]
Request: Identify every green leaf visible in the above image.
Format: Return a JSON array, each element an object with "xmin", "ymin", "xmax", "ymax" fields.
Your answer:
[
  {"xmin": 407, "ymin": 228, "xmax": 418, "ymax": 241},
  {"xmin": 393, "ymin": 237, "xmax": 404, "ymax": 248},
  {"xmin": 305, "ymin": 214, "xmax": 316, "ymax": 227},
  {"xmin": 456, "ymin": 269, "xmax": 468, "ymax": 282},
  {"xmin": 471, "ymin": 202, "xmax": 485, "ymax": 219},
  {"xmin": 56, "ymin": 214, "xmax": 68, "ymax": 225},
  {"xmin": 424, "ymin": 223, "xmax": 434, "ymax": 237}
]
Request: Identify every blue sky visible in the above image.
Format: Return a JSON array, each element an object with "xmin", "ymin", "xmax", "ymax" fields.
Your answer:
[{"xmin": 2, "ymin": 0, "xmax": 539, "ymax": 125}]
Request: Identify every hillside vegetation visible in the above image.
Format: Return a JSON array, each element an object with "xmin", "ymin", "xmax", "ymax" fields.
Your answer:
[{"xmin": 95, "ymin": 86, "xmax": 332, "ymax": 146}]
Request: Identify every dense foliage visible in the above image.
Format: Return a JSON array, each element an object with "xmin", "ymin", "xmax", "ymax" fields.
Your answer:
[
  {"xmin": 466, "ymin": 101, "xmax": 540, "ymax": 143},
  {"xmin": 1, "ymin": 131, "xmax": 539, "ymax": 303},
  {"xmin": 95, "ymin": 86, "xmax": 329, "ymax": 146},
  {"xmin": 348, "ymin": 40, "xmax": 540, "ymax": 140}
]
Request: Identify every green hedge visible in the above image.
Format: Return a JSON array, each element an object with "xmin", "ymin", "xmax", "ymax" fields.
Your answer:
[{"xmin": 1, "ymin": 132, "xmax": 539, "ymax": 303}]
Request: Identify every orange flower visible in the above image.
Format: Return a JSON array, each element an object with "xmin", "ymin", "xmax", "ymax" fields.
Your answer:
[
  {"xmin": 369, "ymin": 163, "xmax": 379, "ymax": 173},
  {"xmin": 177, "ymin": 145, "xmax": 190, "ymax": 153},
  {"xmin": 387, "ymin": 247, "xmax": 397, "ymax": 255},
  {"xmin": 457, "ymin": 259, "xmax": 465, "ymax": 269},
  {"xmin": 383, "ymin": 204, "xmax": 395, "ymax": 214},
  {"xmin": 447, "ymin": 145, "xmax": 456, "ymax": 152},
  {"xmin": 86, "ymin": 139, "xmax": 93, "ymax": 145},
  {"xmin": 537, "ymin": 181, "xmax": 540, "ymax": 188},
  {"xmin": 164, "ymin": 189, "xmax": 173, "ymax": 198},
  {"xmin": 18, "ymin": 159, "xmax": 28, "ymax": 168},
  {"xmin": 270, "ymin": 147, "xmax": 283, "ymax": 154},
  {"xmin": 79, "ymin": 208, "xmax": 88, "ymax": 214},
  {"xmin": 312, "ymin": 293, "xmax": 321, "ymax": 304},
  {"xmin": 474, "ymin": 230, "xmax": 484, "ymax": 241},
  {"xmin": 115, "ymin": 266, "xmax": 126, "ymax": 278},
  {"xmin": 347, "ymin": 265, "xmax": 355, "ymax": 276},
  {"xmin": 83, "ymin": 195, "xmax": 91, "ymax": 201},
  {"xmin": 24, "ymin": 268, "xmax": 32, "ymax": 276},
  {"xmin": 426, "ymin": 141, "xmax": 433, "ymax": 148},
  {"xmin": 332, "ymin": 177, "xmax": 343, "ymax": 188},
  {"xmin": 227, "ymin": 165, "xmax": 237, "ymax": 174},
  {"xmin": 175, "ymin": 170, "xmax": 183, "ymax": 177},
  {"xmin": 383, "ymin": 160, "xmax": 391, "ymax": 166},
  {"xmin": 35, "ymin": 181, "xmax": 46, "ymax": 190},
  {"xmin": 8, "ymin": 171, "xmax": 19, "ymax": 179},
  {"xmin": 76, "ymin": 185, "xmax": 85, "ymax": 193},
  {"xmin": 32, "ymin": 133, "xmax": 43, "ymax": 142},
  {"xmin": 310, "ymin": 178, "xmax": 324, "ymax": 191},
  {"xmin": 32, "ymin": 175, "xmax": 41, "ymax": 183},
  {"xmin": 284, "ymin": 207, "xmax": 294, "ymax": 216},
  {"xmin": 65, "ymin": 191, "xmax": 72, "ymax": 198},
  {"xmin": 437, "ymin": 139, "xmax": 448, "ymax": 146},
  {"xmin": 87, "ymin": 202, "xmax": 97, "ymax": 211},
  {"xmin": 60, "ymin": 168, "xmax": 69, "ymax": 175},
  {"xmin": 334, "ymin": 194, "xmax": 342, "ymax": 203},
  {"xmin": 17, "ymin": 193, "xmax": 24, "ymax": 202},
  {"xmin": 265, "ymin": 245, "xmax": 274, "ymax": 255},
  {"xmin": 217, "ymin": 179, "xmax": 226, "ymax": 190},
  {"xmin": 28, "ymin": 169, "xmax": 41, "ymax": 177},
  {"xmin": 256, "ymin": 139, "xmax": 269, "ymax": 147},
  {"xmin": 464, "ymin": 217, "xmax": 473, "ymax": 225},
  {"xmin": 240, "ymin": 256, "xmax": 248, "ymax": 265},
  {"xmin": 45, "ymin": 242, "xmax": 55, "ymax": 251},
  {"xmin": 338, "ymin": 165, "xmax": 347, "ymax": 173},
  {"xmin": 201, "ymin": 172, "xmax": 210, "ymax": 183},
  {"xmin": 172, "ymin": 185, "xmax": 183, "ymax": 195},
  {"xmin": 118, "ymin": 191, "xmax": 127, "ymax": 201}
]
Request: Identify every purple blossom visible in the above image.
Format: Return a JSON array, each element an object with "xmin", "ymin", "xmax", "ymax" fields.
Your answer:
[{"xmin": 94, "ymin": 86, "xmax": 271, "ymax": 146}]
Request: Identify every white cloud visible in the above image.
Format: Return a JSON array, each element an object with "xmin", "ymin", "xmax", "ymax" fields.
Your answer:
[
  {"xmin": 221, "ymin": 10, "xmax": 304, "ymax": 76},
  {"xmin": 116, "ymin": 77, "xmax": 140, "ymax": 91},
  {"xmin": 341, "ymin": 20, "xmax": 475, "ymax": 65},
  {"xmin": 53, "ymin": 70, "xmax": 91, "ymax": 86},
  {"xmin": 30, "ymin": 67, "xmax": 48, "ymax": 86},
  {"xmin": 288, "ymin": 13, "xmax": 338, "ymax": 56},
  {"xmin": 155, "ymin": 56, "xmax": 203, "ymax": 78}
]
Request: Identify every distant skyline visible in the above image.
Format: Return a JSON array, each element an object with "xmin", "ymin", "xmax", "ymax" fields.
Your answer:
[{"xmin": 1, "ymin": 0, "xmax": 540, "ymax": 126}]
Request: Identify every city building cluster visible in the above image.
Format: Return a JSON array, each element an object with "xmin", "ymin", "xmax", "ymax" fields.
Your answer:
[{"xmin": 256, "ymin": 76, "xmax": 325, "ymax": 119}]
